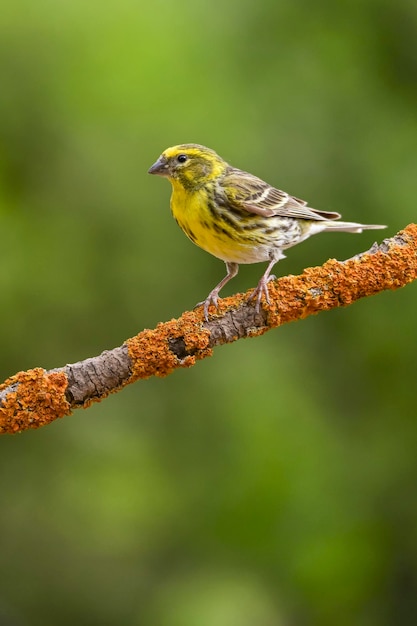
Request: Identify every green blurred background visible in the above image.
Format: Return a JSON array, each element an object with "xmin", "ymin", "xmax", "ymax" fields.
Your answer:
[{"xmin": 1, "ymin": 0, "xmax": 416, "ymax": 624}]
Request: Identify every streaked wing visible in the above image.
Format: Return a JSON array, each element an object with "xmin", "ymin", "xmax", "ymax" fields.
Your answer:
[{"xmin": 222, "ymin": 167, "xmax": 341, "ymax": 221}]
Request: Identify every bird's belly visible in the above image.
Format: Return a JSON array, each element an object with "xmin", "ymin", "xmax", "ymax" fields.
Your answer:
[
  {"xmin": 176, "ymin": 214, "xmax": 283, "ymax": 264},
  {"xmin": 201, "ymin": 236, "xmax": 271, "ymax": 264},
  {"xmin": 174, "ymin": 211, "xmax": 266, "ymax": 264},
  {"xmin": 171, "ymin": 191, "xmax": 303, "ymax": 264}
]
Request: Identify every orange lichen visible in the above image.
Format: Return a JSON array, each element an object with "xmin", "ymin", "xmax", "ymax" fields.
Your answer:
[
  {"xmin": 0, "ymin": 368, "xmax": 70, "ymax": 434},
  {"xmin": 265, "ymin": 225, "xmax": 417, "ymax": 327},
  {"xmin": 126, "ymin": 309, "xmax": 212, "ymax": 382}
]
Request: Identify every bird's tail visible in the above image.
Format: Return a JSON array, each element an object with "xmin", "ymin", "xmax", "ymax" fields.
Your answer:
[{"xmin": 321, "ymin": 221, "xmax": 386, "ymax": 234}]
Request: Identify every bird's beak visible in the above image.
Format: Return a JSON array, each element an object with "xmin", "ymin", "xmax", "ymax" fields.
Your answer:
[{"xmin": 148, "ymin": 156, "xmax": 169, "ymax": 176}]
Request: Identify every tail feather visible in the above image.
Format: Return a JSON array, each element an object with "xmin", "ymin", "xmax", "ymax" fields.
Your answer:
[{"xmin": 321, "ymin": 221, "xmax": 386, "ymax": 234}]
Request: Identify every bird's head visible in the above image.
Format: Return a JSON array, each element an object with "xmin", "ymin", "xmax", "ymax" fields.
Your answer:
[{"xmin": 148, "ymin": 144, "xmax": 227, "ymax": 188}]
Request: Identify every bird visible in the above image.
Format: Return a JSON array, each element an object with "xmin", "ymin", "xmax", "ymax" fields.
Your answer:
[{"xmin": 148, "ymin": 143, "xmax": 386, "ymax": 320}]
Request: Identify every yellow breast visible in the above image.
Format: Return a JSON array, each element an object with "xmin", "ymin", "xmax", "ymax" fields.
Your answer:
[
  {"xmin": 170, "ymin": 183, "xmax": 214, "ymax": 250},
  {"xmin": 169, "ymin": 181, "xmax": 261, "ymax": 264}
]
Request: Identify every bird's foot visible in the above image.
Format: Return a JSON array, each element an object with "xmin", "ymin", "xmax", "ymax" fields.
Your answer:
[
  {"xmin": 195, "ymin": 290, "xmax": 220, "ymax": 322},
  {"xmin": 248, "ymin": 274, "xmax": 276, "ymax": 313}
]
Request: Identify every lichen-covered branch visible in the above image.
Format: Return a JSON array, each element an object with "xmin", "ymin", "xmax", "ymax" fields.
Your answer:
[{"xmin": 1, "ymin": 224, "xmax": 416, "ymax": 435}]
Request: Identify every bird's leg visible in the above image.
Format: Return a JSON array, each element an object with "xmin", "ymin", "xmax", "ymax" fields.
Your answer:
[
  {"xmin": 196, "ymin": 262, "xmax": 239, "ymax": 321},
  {"xmin": 249, "ymin": 258, "xmax": 279, "ymax": 313}
]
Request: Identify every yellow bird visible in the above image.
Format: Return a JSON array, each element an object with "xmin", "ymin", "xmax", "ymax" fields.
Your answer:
[{"xmin": 149, "ymin": 144, "xmax": 386, "ymax": 320}]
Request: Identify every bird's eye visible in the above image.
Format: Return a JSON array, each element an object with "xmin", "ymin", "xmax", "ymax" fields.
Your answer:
[{"xmin": 177, "ymin": 154, "xmax": 188, "ymax": 163}]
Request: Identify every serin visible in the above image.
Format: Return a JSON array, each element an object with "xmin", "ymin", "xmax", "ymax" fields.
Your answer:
[{"xmin": 149, "ymin": 144, "xmax": 386, "ymax": 320}]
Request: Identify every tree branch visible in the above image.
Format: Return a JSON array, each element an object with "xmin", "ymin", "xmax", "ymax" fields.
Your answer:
[{"xmin": 1, "ymin": 224, "xmax": 416, "ymax": 435}]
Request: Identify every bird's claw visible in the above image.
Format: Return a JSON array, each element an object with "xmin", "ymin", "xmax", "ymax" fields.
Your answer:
[
  {"xmin": 196, "ymin": 274, "xmax": 276, "ymax": 320},
  {"xmin": 195, "ymin": 291, "xmax": 220, "ymax": 322},
  {"xmin": 249, "ymin": 274, "xmax": 276, "ymax": 313}
]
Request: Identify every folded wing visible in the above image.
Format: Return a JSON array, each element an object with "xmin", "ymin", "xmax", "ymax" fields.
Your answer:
[{"xmin": 223, "ymin": 167, "xmax": 341, "ymax": 221}]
